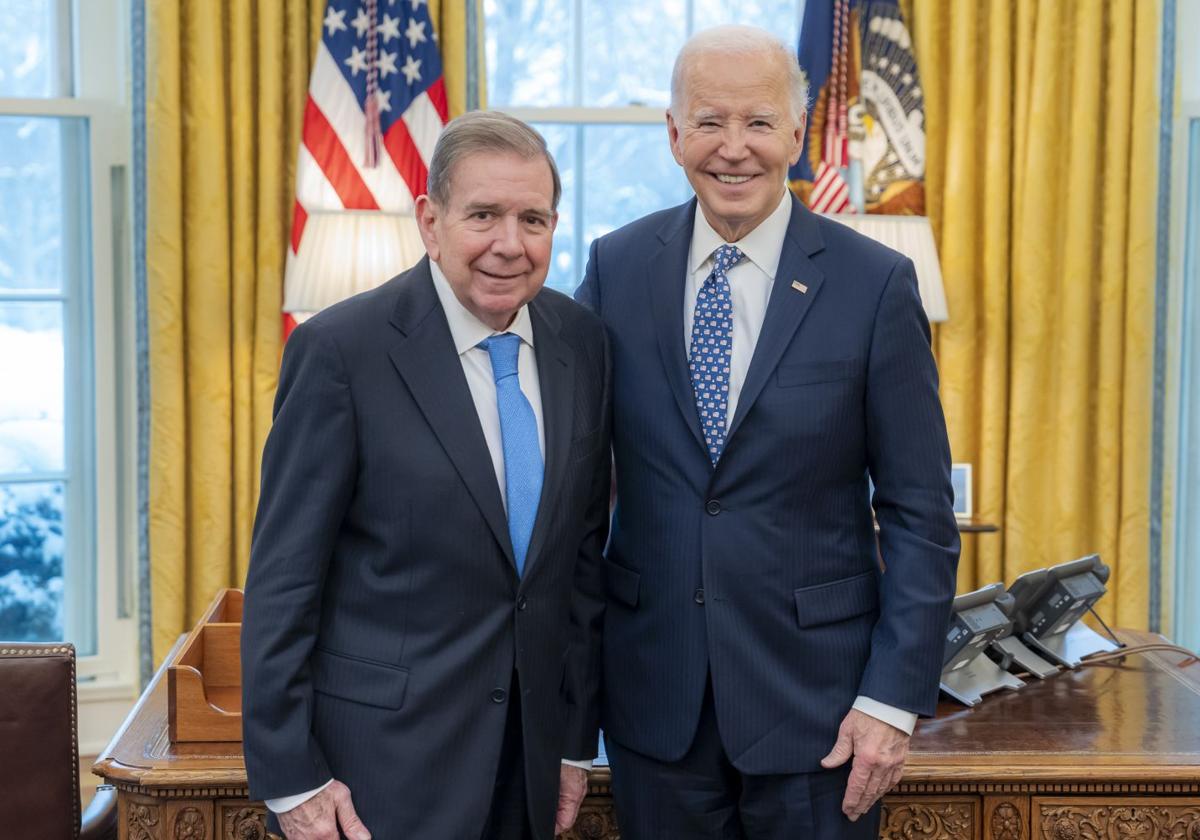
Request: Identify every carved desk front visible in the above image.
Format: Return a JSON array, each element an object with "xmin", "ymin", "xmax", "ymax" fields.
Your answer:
[{"xmin": 95, "ymin": 630, "xmax": 1200, "ymax": 840}]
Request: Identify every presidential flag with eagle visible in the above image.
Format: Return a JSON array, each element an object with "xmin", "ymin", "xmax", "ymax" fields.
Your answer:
[{"xmin": 790, "ymin": 0, "xmax": 927, "ymax": 216}]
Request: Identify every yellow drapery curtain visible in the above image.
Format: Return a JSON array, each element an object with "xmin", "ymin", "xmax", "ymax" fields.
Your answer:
[
  {"xmin": 906, "ymin": 0, "xmax": 1160, "ymax": 628},
  {"xmin": 146, "ymin": 2, "xmax": 480, "ymax": 664},
  {"xmin": 430, "ymin": 0, "xmax": 489, "ymax": 113}
]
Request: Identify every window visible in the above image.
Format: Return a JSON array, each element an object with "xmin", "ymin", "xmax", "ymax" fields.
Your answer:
[
  {"xmin": 485, "ymin": 0, "xmax": 801, "ymax": 293},
  {"xmin": 0, "ymin": 0, "xmax": 133, "ymax": 687},
  {"xmin": 1175, "ymin": 120, "xmax": 1199, "ymax": 650},
  {"xmin": 1171, "ymin": 0, "xmax": 1200, "ymax": 652}
]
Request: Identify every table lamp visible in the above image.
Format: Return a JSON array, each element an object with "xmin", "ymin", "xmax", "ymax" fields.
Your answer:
[
  {"xmin": 824, "ymin": 214, "xmax": 949, "ymax": 323},
  {"xmin": 284, "ymin": 209, "xmax": 425, "ymax": 316}
]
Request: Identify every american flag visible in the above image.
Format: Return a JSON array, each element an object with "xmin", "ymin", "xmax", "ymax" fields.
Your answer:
[
  {"xmin": 808, "ymin": 0, "xmax": 853, "ymax": 214},
  {"xmin": 284, "ymin": 0, "xmax": 449, "ymax": 332}
]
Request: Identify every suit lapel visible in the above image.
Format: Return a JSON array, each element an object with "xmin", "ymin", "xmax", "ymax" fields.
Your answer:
[
  {"xmin": 649, "ymin": 200, "xmax": 709, "ymax": 459},
  {"xmin": 387, "ymin": 259, "xmax": 516, "ymax": 568},
  {"xmin": 522, "ymin": 295, "xmax": 573, "ymax": 581},
  {"xmin": 724, "ymin": 198, "xmax": 827, "ymax": 446}
]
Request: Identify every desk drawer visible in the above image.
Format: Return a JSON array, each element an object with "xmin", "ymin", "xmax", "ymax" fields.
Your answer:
[
  {"xmin": 216, "ymin": 800, "xmax": 271, "ymax": 840},
  {"xmin": 1033, "ymin": 797, "xmax": 1200, "ymax": 839},
  {"xmin": 881, "ymin": 795, "xmax": 979, "ymax": 839}
]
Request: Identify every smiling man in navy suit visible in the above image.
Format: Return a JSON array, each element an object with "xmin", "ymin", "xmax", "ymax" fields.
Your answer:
[
  {"xmin": 576, "ymin": 25, "xmax": 960, "ymax": 840},
  {"xmin": 242, "ymin": 111, "xmax": 611, "ymax": 840}
]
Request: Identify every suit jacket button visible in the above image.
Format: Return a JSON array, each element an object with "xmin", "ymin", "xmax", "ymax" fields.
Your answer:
[
  {"xmin": 706, "ymin": 499, "xmax": 721, "ymax": 515},
  {"xmin": 693, "ymin": 588, "xmax": 705, "ymax": 605},
  {"xmin": 516, "ymin": 595, "xmax": 528, "ymax": 611},
  {"xmin": 491, "ymin": 688, "xmax": 507, "ymax": 703}
]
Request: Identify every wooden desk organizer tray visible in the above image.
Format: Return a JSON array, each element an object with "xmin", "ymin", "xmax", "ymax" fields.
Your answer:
[{"xmin": 167, "ymin": 588, "xmax": 243, "ymax": 742}]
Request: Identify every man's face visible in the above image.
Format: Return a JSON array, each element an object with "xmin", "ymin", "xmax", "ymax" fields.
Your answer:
[
  {"xmin": 416, "ymin": 151, "xmax": 557, "ymax": 331},
  {"xmin": 668, "ymin": 49, "xmax": 804, "ymax": 242}
]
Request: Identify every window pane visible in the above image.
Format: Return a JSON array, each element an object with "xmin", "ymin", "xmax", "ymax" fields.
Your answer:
[
  {"xmin": 1176, "ymin": 118, "xmax": 1200, "ymax": 654},
  {"xmin": 0, "ymin": 481, "xmax": 64, "ymax": 642},
  {"xmin": 0, "ymin": 302, "xmax": 64, "ymax": 474},
  {"xmin": 693, "ymin": 0, "xmax": 801, "ymax": 48},
  {"xmin": 485, "ymin": 0, "xmax": 575, "ymax": 107},
  {"xmin": 0, "ymin": 0, "xmax": 70, "ymax": 98},
  {"xmin": 582, "ymin": 0, "xmax": 685, "ymax": 107},
  {"xmin": 583, "ymin": 124, "xmax": 691, "ymax": 243},
  {"xmin": 533, "ymin": 124, "xmax": 579, "ymax": 294},
  {"xmin": 0, "ymin": 116, "xmax": 87, "ymax": 293},
  {"xmin": 538, "ymin": 124, "xmax": 692, "ymax": 295}
]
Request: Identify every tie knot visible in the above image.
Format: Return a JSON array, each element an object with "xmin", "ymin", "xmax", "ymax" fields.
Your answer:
[
  {"xmin": 712, "ymin": 245, "xmax": 744, "ymax": 274},
  {"xmin": 480, "ymin": 332, "xmax": 522, "ymax": 382}
]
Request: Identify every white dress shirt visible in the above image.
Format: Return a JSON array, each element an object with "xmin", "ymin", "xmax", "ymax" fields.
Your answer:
[
  {"xmin": 686, "ymin": 191, "xmax": 919, "ymax": 738},
  {"xmin": 265, "ymin": 263, "xmax": 586, "ymax": 815},
  {"xmin": 430, "ymin": 260, "xmax": 546, "ymax": 506}
]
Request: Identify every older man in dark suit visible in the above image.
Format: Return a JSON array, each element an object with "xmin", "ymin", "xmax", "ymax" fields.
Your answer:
[
  {"xmin": 242, "ymin": 111, "xmax": 611, "ymax": 840},
  {"xmin": 576, "ymin": 24, "xmax": 960, "ymax": 840}
]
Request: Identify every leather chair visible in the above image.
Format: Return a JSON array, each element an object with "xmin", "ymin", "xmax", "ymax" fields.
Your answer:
[{"xmin": 0, "ymin": 643, "xmax": 117, "ymax": 840}]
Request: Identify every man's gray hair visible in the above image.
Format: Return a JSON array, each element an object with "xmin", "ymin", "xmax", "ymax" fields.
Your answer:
[
  {"xmin": 426, "ymin": 110, "xmax": 562, "ymax": 210},
  {"xmin": 670, "ymin": 25, "xmax": 810, "ymax": 124}
]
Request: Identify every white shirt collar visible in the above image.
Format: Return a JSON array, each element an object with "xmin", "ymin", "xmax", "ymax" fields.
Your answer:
[
  {"xmin": 689, "ymin": 189, "xmax": 793, "ymax": 279},
  {"xmin": 429, "ymin": 260, "xmax": 535, "ymax": 356}
]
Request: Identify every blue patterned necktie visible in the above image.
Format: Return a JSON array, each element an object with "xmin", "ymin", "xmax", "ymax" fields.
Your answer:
[
  {"xmin": 479, "ymin": 332, "xmax": 543, "ymax": 576},
  {"xmin": 689, "ymin": 244, "xmax": 743, "ymax": 464}
]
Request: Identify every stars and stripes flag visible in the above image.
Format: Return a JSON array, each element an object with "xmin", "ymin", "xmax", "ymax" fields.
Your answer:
[
  {"xmin": 283, "ymin": 0, "xmax": 449, "ymax": 333},
  {"xmin": 799, "ymin": 0, "xmax": 854, "ymax": 214}
]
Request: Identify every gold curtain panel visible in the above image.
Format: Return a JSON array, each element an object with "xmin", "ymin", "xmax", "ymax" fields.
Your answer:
[{"xmin": 911, "ymin": 0, "xmax": 1160, "ymax": 629}]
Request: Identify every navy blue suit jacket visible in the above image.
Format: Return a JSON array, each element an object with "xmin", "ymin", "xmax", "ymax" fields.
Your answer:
[
  {"xmin": 242, "ymin": 258, "xmax": 612, "ymax": 839},
  {"xmin": 576, "ymin": 196, "xmax": 959, "ymax": 773}
]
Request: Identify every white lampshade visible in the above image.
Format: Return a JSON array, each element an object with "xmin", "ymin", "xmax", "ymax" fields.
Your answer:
[
  {"xmin": 284, "ymin": 210, "xmax": 425, "ymax": 314},
  {"xmin": 824, "ymin": 214, "xmax": 949, "ymax": 323}
]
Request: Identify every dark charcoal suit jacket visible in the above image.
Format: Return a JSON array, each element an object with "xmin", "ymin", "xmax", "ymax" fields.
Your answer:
[
  {"xmin": 576, "ymin": 195, "xmax": 960, "ymax": 773},
  {"xmin": 242, "ymin": 257, "xmax": 611, "ymax": 839}
]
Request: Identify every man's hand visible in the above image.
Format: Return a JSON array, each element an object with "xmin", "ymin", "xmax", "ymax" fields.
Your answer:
[
  {"xmin": 277, "ymin": 779, "xmax": 371, "ymax": 840},
  {"xmin": 819, "ymin": 708, "xmax": 909, "ymax": 821},
  {"xmin": 555, "ymin": 765, "xmax": 589, "ymax": 835}
]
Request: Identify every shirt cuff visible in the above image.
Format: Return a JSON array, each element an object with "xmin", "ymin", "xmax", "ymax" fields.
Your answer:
[
  {"xmin": 265, "ymin": 779, "xmax": 334, "ymax": 814},
  {"xmin": 561, "ymin": 758, "xmax": 593, "ymax": 771},
  {"xmin": 852, "ymin": 696, "xmax": 917, "ymax": 735}
]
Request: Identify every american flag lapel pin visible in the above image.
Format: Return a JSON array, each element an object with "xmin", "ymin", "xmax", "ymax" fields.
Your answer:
[{"xmin": 791, "ymin": 280, "xmax": 809, "ymax": 294}]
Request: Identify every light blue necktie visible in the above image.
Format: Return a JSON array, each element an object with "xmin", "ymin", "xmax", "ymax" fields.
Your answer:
[
  {"xmin": 480, "ymin": 332, "xmax": 543, "ymax": 576},
  {"xmin": 688, "ymin": 244, "xmax": 743, "ymax": 464}
]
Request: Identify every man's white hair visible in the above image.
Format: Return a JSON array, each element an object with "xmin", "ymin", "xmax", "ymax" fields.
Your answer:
[{"xmin": 669, "ymin": 24, "xmax": 810, "ymax": 124}]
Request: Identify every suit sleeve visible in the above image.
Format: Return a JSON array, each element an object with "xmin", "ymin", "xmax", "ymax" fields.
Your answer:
[
  {"xmin": 857, "ymin": 257, "xmax": 960, "ymax": 717},
  {"xmin": 574, "ymin": 237, "xmax": 601, "ymax": 315},
  {"xmin": 560, "ymin": 324, "xmax": 612, "ymax": 760},
  {"xmin": 241, "ymin": 320, "xmax": 357, "ymax": 801}
]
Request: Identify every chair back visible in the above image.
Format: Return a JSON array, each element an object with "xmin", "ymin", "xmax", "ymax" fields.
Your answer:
[{"xmin": 0, "ymin": 643, "xmax": 81, "ymax": 839}]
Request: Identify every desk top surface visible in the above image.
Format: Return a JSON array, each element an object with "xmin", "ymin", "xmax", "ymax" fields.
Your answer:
[
  {"xmin": 94, "ymin": 630, "xmax": 1200, "ymax": 789},
  {"xmin": 904, "ymin": 630, "xmax": 1200, "ymax": 782}
]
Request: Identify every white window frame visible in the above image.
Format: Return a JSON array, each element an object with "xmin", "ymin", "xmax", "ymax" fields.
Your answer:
[
  {"xmin": 502, "ymin": 107, "xmax": 665, "ymax": 292},
  {"xmin": 489, "ymin": 1, "xmax": 802, "ymax": 289},
  {"xmin": 0, "ymin": 0, "xmax": 137, "ymax": 739}
]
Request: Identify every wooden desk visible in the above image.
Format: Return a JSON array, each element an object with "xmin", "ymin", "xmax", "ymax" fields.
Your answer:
[
  {"xmin": 956, "ymin": 518, "xmax": 999, "ymax": 534},
  {"xmin": 873, "ymin": 519, "xmax": 1000, "ymax": 534},
  {"xmin": 95, "ymin": 631, "xmax": 1200, "ymax": 839}
]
